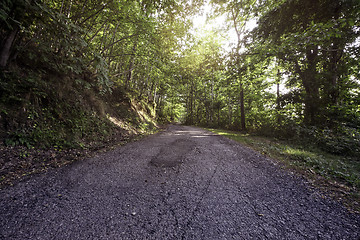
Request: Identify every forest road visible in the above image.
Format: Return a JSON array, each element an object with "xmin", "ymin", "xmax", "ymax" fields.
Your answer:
[{"xmin": 1, "ymin": 125, "xmax": 359, "ymax": 239}]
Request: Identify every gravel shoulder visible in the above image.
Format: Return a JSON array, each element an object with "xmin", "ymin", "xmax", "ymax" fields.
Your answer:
[{"xmin": 1, "ymin": 125, "xmax": 359, "ymax": 239}]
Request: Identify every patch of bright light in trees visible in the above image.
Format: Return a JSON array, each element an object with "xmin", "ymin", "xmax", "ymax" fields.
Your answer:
[{"xmin": 191, "ymin": 2, "xmax": 257, "ymax": 52}]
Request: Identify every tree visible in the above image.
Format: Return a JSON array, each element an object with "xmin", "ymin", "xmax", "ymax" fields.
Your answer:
[
  {"xmin": 0, "ymin": 0, "xmax": 40, "ymax": 68},
  {"xmin": 253, "ymin": 0, "xmax": 360, "ymax": 126},
  {"xmin": 211, "ymin": 0, "xmax": 262, "ymax": 130}
]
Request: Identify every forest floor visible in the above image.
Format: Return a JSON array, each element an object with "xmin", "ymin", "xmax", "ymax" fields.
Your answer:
[{"xmin": 1, "ymin": 125, "xmax": 359, "ymax": 239}]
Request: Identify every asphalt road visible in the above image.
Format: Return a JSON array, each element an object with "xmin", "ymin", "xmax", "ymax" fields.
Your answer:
[{"xmin": 1, "ymin": 125, "xmax": 359, "ymax": 239}]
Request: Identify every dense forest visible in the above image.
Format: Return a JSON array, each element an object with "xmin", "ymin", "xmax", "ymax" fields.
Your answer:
[{"xmin": 0, "ymin": 0, "xmax": 359, "ymax": 156}]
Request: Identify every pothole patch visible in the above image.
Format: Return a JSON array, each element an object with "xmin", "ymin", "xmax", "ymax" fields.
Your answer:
[{"xmin": 150, "ymin": 139, "xmax": 195, "ymax": 167}]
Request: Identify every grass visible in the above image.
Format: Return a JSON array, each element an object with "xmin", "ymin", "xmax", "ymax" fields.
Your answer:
[{"xmin": 206, "ymin": 128, "xmax": 360, "ymax": 213}]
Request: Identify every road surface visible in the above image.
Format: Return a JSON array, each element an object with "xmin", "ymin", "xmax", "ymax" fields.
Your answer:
[{"xmin": 1, "ymin": 125, "xmax": 359, "ymax": 239}]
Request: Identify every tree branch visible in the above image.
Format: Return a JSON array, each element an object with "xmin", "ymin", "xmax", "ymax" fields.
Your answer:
[
  {"xmin": 80, "ymin": 4, "xmax": 107, "ymax": 25},
  {"xmin": 100, "ymin": 34, "xmax": 139, "ymax": 54}
]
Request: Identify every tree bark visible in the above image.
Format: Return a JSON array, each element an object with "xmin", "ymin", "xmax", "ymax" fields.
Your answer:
[
  {"xmin": 276, "ymin": 69, "xmax": 281, "ymax": 124},
  {"xmin": 0, "ymin": 27, "xmax": 19, "ymax": 68},
  {"xmin": 240, "ymin": 84, "xmax": 246, "ymax": 131},
  {"xmin": 303, "ymin": 47, "xmax": 320, "ymax": 125},
  {"xmin": 228, "ymin": 96, "xmax": 232, "ymax": 127},
  {"xmin": 294, "ymin": 47, "xmax": 320, "ymax": 125},
  {"xmin": 190, "ymin": 82, "xmax": 194, "ymax": 125},
  {"xmin": 125, "ymin": 43, "xmax": 137, "ymax": 90},
  {"xmin": 107, "ymin": 22, "xmax": 120, "ymax": 65}
]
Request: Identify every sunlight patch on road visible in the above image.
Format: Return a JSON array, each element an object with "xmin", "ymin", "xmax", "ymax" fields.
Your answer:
[{"xmin": 174, "ymin": 130, "xmax": 204, "ymax": 135}]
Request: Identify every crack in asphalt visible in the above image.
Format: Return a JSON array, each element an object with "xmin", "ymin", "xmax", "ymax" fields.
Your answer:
[
  {"xmin": 181, "ymin": 154, "xmax": 220, "ymax": 239},
  {"xmin": 1, "ymin": 125, "xmax": 359, "ymax": 239}
]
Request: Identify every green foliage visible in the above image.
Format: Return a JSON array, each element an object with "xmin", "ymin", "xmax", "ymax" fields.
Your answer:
[
  {"xmin": 1, "ymin": 0, "xmax": 196, "ymax": 149},
  {"xmin": 0, "ymin": 0, "xmax": 39, "ymax": 31},
  {"xmin": 3, "ymin": 103, "xmax": 113, "ymax": 149},
  {"xmin": 0, "ymin": 0, "xmax": 359, "ymax": 212},
  {"xmin": 256, "ymin": 120, "xmax": 360, "ymax": 157},
  {"xmin": 4, "ymin": 129, "xmax": 33, "ymax": 148},
  {"xmin": 252, "ymin": 0, "xmax": 360, "ymax": 126},
  {"xmin": 1, "ymin": 0, "xmax": 359, "ymax": 162},
  {"xmin": 300, "ymin": 125, "xmax": 360, "ymax": 156}
]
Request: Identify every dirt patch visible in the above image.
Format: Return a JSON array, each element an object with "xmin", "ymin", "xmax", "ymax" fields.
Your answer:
[{"xmin": 0, "ymin": 128, "xmax": 135, "ymax": 188}]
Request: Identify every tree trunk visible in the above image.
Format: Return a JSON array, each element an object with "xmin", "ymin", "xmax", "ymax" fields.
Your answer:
[
  {"xmin": 67, "ymin": 0, "xmax": 73, "ymax": 18},
  {"xmin": 305, "ymin": 49, "xmax": 320, "ymax": 125},
  {"xmin": 228, "ymin": 96, "xmax": 232, "ymax": 127},
  {"xmin": 296, "ymin": 47, "xmax": 320, "ymax": 125},
  {"xmin": 0, "ymin": 27, "xmax": 19, "ymax": 68},
  {"xmin": 125, "ymin": 43, "xmax": 137, "ymax": 90},
  {"xmin": 107, "ymin": 22, "xmax": 120, "ymax": 65},
  {"xmin": 240, "ymin": 83, "xmax": 246, "ymax": 131},
  {"xmin": 218, "ymin": 107, "xmax": 220, "ymax": 127},
  {"xmin": 276, "ymin": 69, "xmax": 281, "ymax": 124},
  {"xmin": 328, "ymin": 45, "xmax": 342, "ymax": 106},
  {"xmin": 188, "ymin": 82, "xmax": 194, "ymax": 125}
]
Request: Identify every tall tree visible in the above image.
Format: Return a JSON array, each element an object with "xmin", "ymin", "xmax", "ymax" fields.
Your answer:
[
  {"xmin": 254, "ymin": 0, "xmax": 360, "ymax": 126},
  {"xmin": 211, "ymin": 0, "xmax": 261, "ymax": 130}
]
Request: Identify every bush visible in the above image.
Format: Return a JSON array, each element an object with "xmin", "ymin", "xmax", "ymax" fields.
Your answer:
[
  {"xmin": 315, "ymin": 126, "xmax": 360, "ymax": 156},
  {"xmin": 287, "ymin": 124, "xmax": 360, "ymax": 156},
  {"xmin": 255, "ymin": 118, "xmax": 360, "ymax": 157}
]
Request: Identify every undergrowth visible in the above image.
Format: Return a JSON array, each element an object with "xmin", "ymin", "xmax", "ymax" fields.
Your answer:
[
  {"xmin": 0, "ymin": 68, "xmax": 158, "ymax": 150},
  {"xmin": 0, "ymin": 80, "xmax": 159, "ymax": 187},
  {"xmin": 4, "ymin": 105, "xmax": 114, "ymax": 149}
]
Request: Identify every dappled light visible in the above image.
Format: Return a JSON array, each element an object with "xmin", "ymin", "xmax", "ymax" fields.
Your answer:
[
  {"xmin": 1, "ymin": 0, "xmax": 359, "ymax": 139},
  {"xmin": 107, "ymin": 116, "xmax": 137, "ymax": 134},
  {"xmin": 1, "ymin": 0, "xmax": 359, "ymax": 214},
  {"xmin": 1, "ymin": 1, "xmax": 360, "ymax": 237},
  {"xmin": 191, "ymin": 135, "xmax": 210, "ymax": 138}
]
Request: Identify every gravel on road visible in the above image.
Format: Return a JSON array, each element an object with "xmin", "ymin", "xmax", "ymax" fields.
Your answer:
[{"xmin": 1, "ymin": 125, "xmax": 359, "ymax": 239}]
